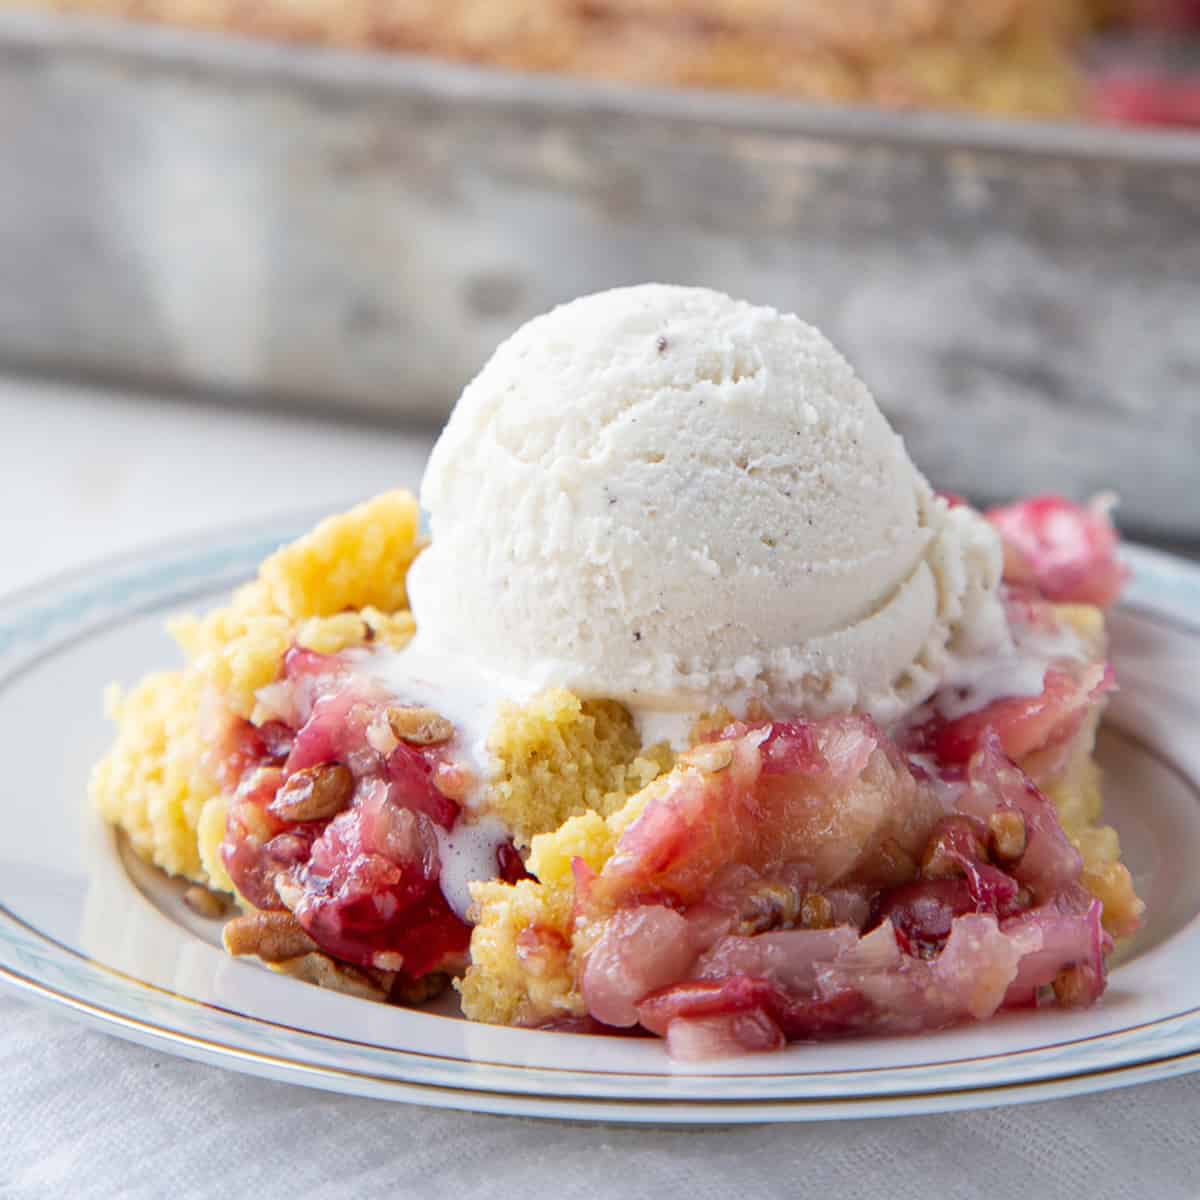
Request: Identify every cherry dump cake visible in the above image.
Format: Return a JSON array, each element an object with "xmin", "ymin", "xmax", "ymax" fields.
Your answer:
[
  {"xmin": 31, "ymin": 1, "xmax": 1200, "ymax": 125},
  {"xmin": 92, "ymin": 285, "xmax": 1142, "ymax": 1058}
]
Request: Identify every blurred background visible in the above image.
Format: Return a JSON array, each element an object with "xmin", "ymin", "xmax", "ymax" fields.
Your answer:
[{"xmin": 1, "ymin": 0, "xmax": 1197, "ymax": 586}]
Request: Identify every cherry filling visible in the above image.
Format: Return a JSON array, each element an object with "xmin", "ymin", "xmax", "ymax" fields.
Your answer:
[
  {"xmin": 575, "ymin": 723, "xmax": 1116, "ymax": 1057},
  {"xmin": 985, "ymin": 494, "xmax": 1128, "ymax": 609},
  {"xmin": 221, "ymin": 649, "xmax": 470, "ymax": 984},
  {"xmin": 496, "ymin": 841, "xmax": 534, "ymax": 885}
]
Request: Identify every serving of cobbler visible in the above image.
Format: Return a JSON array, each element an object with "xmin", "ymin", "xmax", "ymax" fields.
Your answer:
[
  {"xmin": 91, "ymin": 487, "xmax": 1142, "ymax": 1059},
  {"xmin": 93, "ymin": 289, "xmax": 1144, "ymax": 1060}
]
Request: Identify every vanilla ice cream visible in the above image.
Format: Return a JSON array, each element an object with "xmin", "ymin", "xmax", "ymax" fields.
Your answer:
[{"xmin": 407, "ymin": 284, "xmax": 1009, "ymax": 733}]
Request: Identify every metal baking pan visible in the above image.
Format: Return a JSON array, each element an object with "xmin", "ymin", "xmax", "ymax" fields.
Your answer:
[{"xmin": 2, "ymin": 10, "xmax": 1198, "ymax": 536}]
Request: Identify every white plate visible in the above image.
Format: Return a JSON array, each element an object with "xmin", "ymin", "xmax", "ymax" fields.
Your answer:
[{"xmin": 1, "ymin": 518, "xmax": 1198, "ymax": 1123}]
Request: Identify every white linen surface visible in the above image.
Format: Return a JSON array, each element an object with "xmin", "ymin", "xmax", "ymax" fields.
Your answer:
[{"xmin": 1, "ymin": 378, "xmax": 1196, "ymax": 1198}]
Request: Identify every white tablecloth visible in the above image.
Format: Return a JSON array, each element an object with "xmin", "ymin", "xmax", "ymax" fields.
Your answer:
[{"xmin": 2, "ymin": 378, "xmax": 1197, "ymax": 1198}]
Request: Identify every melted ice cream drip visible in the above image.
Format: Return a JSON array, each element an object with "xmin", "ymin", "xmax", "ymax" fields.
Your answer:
[
  {"xmin": 343, "ymin": 638, "xmax": 537, "ymax": 919},
  {"xmin": 930, "ymin": 616, "xmax": 1088, "ymax": 721}
]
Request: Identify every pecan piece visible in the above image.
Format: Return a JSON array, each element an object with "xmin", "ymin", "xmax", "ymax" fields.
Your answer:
[
  {"xmin": 733, "ymin": 881, "xmax": 799, "ymax": 935},
  {"xmin": 385, "ymin": 706, "xmax": 455, "ymax": 746},
  {"xmin": 921, "ymin": 816, "xmax": 988, "ymax": 880},
  {"xmin": 988, "ymin": 811, "xmax": 1027, "ymax": 862},
  {"xmin": 183, "ymin": 885, "xmax": 229, "ymax": 919},
  {"xmin": 389, "ymin": 972, "xmax": 452, "ymax": 1006},
  {"xmin": 800, "ymin": 893, "xmax": 834, "ymax": 930},
  {"xmin": 223, "ymin": 910, "xmax": 319, "ymax": 963},
  {"xmin": 874, "ymin": 836, "xmax": 919, "ymax": 885},
  {"xmin": 275, "ymin": 952, "xmax": 387, "ymax": 1002},
  {"xmin": 269, "ymin": 763, "xmax": 354, "ymax": 822},
  {"xmin": 1052, "ymin": 965, "xmax": 1096, "ymax": 1009}
]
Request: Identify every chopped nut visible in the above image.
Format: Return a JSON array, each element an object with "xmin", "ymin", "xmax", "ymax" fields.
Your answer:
[
  {"xmin": 390, "ymin": 972, "xmax": 452, "ymax": 1006},
  {"xmin": 269, "ymin": 763, "xmax": 354, "ymax": 822},
  {"xmin": 183, "ymin": 885, "xmax": 229, "ymax": 919},
  {"xmin": 875, "ymin": 836, "xmax": 918, "ymax": 886},
  {"xmin": 734, "ymin": 882, "xmax": 799, "ymax": 935},
  {"xmin": 223, "ymin": 910, "xmax": 319, "ymax": 963},
  {"xmin": 275, "ymin": 952, "xmax": 387, "ymax": 1001},
  {"xmin": 1052, "ymin": 965, "xmax": 1096, "ymax": 1008},
  {"xmin": 372, "ymin": 951, "xmax": 406, "ymax": 972},
  {"xmin": 988, "ymin": 811, "xmax": 1027, "ymax": 861},
  {"xmin": 920, "ymin": 843, "xmax": 960, "ymax": 880},
  {"xmin": 685, "ymin": 742, "xmax": 734, "ymax": 773},
  {"xmin": 386, "ymin": 706, "xmax": 455, "ymax": 746},
  {"xmin": 800, "ymin": 893, "xmax": 834, "ymax": 930},
  {"xmin": 921, "ymin": 817, "xmax": 988, "ymax": 880}
]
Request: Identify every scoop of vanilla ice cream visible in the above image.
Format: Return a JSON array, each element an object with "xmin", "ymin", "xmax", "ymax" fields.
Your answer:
[{"xmin": 407, "ymin": 284, "xmax": 1008, "ymax": 725}]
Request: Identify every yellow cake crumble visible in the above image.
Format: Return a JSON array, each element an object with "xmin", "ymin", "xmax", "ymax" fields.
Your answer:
[
  {"xmin": 460, "ymin": 778, "xmax": 666, "ymax": 1025},
  {"xmin": 487, "ymin": 689, "xmax": 673, "ymax": 848},
  {"xmin": 92, "ymin": 670, "xmax": 220, "ymax": 884}
]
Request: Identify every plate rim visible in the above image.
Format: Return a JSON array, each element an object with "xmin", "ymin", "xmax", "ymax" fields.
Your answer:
[
  {"xmin": 1, "ymin": 519, "xmax": 1198, "ymax": 1120},
  {"xmin": 6, "ymin": 952, "xmax": 1200, "ymax": 1123}
]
